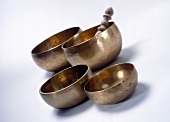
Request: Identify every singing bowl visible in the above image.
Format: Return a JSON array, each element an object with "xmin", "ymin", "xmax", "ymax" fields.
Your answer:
[
  {"xmin": 84, "ymin": 63, "xmax": 138, "ymax": 104},
  {"xmin": 40, "ymin": 65, "xmax": 93, "ymax": 109},
  {"xmin": 62, "ymin": 22, "xmax": 122, "ymax": 70},
  {"xmin": 31, "ymin": 27, "xmax": 82, "ymax": 72}
]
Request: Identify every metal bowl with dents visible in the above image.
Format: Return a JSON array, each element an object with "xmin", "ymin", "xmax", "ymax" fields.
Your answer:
[
  {"xmin": 62, "ymin": 22, "xmax": 122, "ymax": 70},
  {"xmin": 31, "ymin": 27, "xmax": 82, "ymax": 72},
  {"xmin": 84, "ymin": 63, "xmax": 138, "ymax": 105},
  {"xmin": 40, "ymin": 65, "xmax": 93, "ymax": 109}
]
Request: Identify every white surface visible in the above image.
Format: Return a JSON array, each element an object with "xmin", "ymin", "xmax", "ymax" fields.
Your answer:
[{"xmin": 1, "ymin": 0, "xmax": 170, "ymax": 122}]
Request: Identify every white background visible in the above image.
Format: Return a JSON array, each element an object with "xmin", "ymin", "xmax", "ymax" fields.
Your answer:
[{"xmin": 1, "ymin": 0, "xmax": 170, "ymax": 122}]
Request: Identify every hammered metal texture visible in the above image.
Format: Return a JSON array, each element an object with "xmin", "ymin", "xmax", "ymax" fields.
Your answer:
[
  {"xmin": 40, "ymin": 65, "xmax": 93, "ymax": 109},
  {"xmin": 62, "ymin": 22, "xmax": 122, "ymax": 70},
  {"xmin": 84, "ymin": 63, "xmax": 138, "ymax": 104},
  {"xmin": 31, "ymin": 27, "xmax": 82, "ymax": 72}
]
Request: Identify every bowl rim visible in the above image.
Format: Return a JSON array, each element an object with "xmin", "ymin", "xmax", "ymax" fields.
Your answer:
[
  {"xmin": 40, "ymin": 64, "xmax": 90, "ymax": 95},
  {"xmin": 84, "ymin": 63, "xmax": 135, "ymax": 93},
  {"xmin": 62, "ymin": 22, "xmax": 115, "ymax": 50},
  {"xmin": 31, "ymin": 27, "xmax": 81, "ymax": 55}
]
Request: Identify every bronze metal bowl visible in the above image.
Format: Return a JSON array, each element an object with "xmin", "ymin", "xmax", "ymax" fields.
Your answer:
[
  {"xmin": 84, "ymin": 63, "xmax": 138, "ymax": 104},
  {"xmin": 40, "ymin": 65, "xmax": 93, "ymax": 109},
  {"xmin": 31, "ymin": 27, "xmax": 82, "ymax": 72},
  {"xmin": 62, "ymin": 22, "xmax": 122, "ymax": 70}
]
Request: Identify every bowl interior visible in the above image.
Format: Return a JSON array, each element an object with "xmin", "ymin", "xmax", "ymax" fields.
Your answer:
[
  {"xmin": 41, "ymin": 65, "xmax": 88, "ymax": 93},
  {"xmin": 85, "ymin": 64, "xmax": 133, "ymax": 92},
  {"xmin": 32, "ymin": 27, "xmax": 80, "ymax": 54},
  {"xmin": 63, "ymin": 22, "xmax": 113, "ymax": 48}
]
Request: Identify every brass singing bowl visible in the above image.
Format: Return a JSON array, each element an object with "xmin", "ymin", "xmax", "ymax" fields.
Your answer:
[
  {"xmin": 62, "ymin": 22, "xmax": 122, "ymax": 70},
  {"xmin": 40, "ymin": 65, "xmax": 93, "ymax": 109},
  {"xmin": 84, "ymin": 63, "xmax": 138, "ymax": 104},
  {"xmin": 31, "ymin": 27, "xmax": 82, "ymax": 72}
]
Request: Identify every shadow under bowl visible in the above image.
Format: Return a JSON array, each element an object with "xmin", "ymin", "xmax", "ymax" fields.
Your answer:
[
  {"xmin": 62, "ymin": 22, "xmax": 122, "ymax": 70},
  {"xmin": 40, "ymin": 65, "xmax": 93, "ymax": 109},
  {"xmin": 84, "ymin": 63, "xmax": 138, "ymax": 104},
  {"xmin": 31, "ymin": 27, "xmax": 82, "ymax": 72}
]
